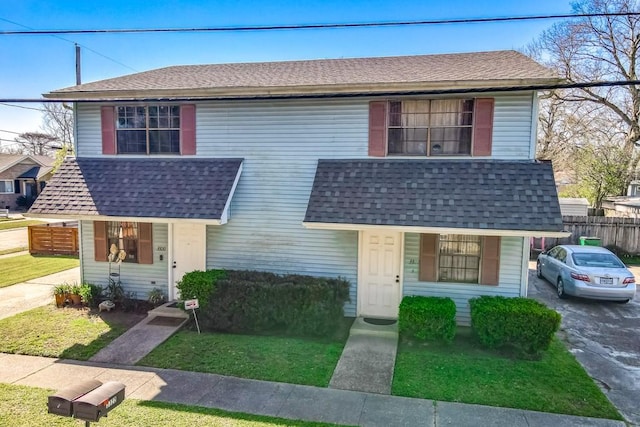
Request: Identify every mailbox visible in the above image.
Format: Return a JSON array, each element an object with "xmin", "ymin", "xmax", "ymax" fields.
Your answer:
[
  {"xmin": 48, "ymin": 379, "xmax": 103, "ymax": 417},
  {"xmin": 72, "ymin": 381, "xmax": 125, "ymax": 422}
]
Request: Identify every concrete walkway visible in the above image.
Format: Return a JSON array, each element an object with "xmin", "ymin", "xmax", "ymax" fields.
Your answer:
[
  {"xmin": 90, "ymin": 303, "xmax": 189, "ymax": 365},
  {"xmin": 330, "ymin": 317, "xmax": 398, "ymax": 394},
  {"xmin": 0, "ymin": 353, "xmax": 624, "ymax": 427},
  {"xmin": 0, "ymin": 267, "xmax": 80, "ymax": 321}
]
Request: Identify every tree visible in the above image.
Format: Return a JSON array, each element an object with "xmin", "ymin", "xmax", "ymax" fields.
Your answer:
[
  {"xmin": 530, "ymin": 0, "xmax": 640, "ymax": 201},
  {"xmin": 535, "ymin": 0, "xmax": 640, "ymax": 150},
  {"xmin": 42, "ymin": 103, "xmax": 74, "ymax": 151},
  {"xmin": 14, "ymin": 132, "xmax": 58, "ymax": 156}
]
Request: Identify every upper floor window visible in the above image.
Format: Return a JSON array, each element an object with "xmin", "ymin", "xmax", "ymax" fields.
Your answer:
[
  {"xmin": 388, "ymin": 99, "xmax": 474, "ymax": 156},
  {"xmin": 116, "ymin": 105, "xmax": 180, "ymax": 154}
]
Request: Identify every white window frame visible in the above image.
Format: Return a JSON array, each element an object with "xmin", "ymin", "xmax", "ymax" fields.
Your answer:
[{"xmin": 0, "ymin": 180, "xmax": 14, "ymax": 194}]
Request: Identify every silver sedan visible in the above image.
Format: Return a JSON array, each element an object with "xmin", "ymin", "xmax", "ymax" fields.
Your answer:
[{"xmin": 536, "ymin": 245, "xmax": 636, "ymax": 303}]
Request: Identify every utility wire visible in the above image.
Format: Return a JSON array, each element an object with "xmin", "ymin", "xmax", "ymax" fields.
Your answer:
[
  {"xmin": 0, "ymin": 103, "xmax": 46, "ymax": 112},
  {"xmin": 0, "ymin": 129, "xmax": 22, "ymax": 135},
  {"xmin": 0, "ymin": 12, "xmax": 638, "ymax": 35},
  {"xmin": 0, "ymin": 17, "xmax": 137, "ymax": 72}
]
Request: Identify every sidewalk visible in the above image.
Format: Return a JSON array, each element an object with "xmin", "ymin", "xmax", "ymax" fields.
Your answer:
[
  {"xmin": 0, "ymin": 267, "xmax": 80, "ymax": 320},
  {"xmin": 0, "ymin": 353, "xmax": 625, "ymax": 427}
]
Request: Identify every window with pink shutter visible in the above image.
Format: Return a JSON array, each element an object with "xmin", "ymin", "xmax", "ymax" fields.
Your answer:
[{"xmin": 102, "ymin": 104, "xmax": 195, "ymax": 155}]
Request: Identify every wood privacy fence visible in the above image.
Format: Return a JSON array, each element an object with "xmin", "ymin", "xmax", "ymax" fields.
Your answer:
[
  {"xmin": 543, "ymin": 216, "xmax": 640, "ymax": 254},
  {"xmin": 28, "ymin": 222, "xmax": 79, "ymax": 256}
]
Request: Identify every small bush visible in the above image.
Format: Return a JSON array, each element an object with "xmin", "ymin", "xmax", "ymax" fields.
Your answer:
[
  {"xmin": 398, "ymin": 296, "xmax": 456, "ymax": 343},
  {"xmin": 201, "ymin": 270, "xmax": 350, "ymax": 337},
  {"xmin": 78, "ymin": 283, "xmax": 102, "ymax": 308},
  {"xmin": 147, "ymin": 288, "xmax": 166, "ymax": 307},
  {"xmin": 469, "ymin": 296, "xmax": 561, "ymax": 358},
  {"xmin": 176, "ymin": 270, "xmax": 227, "ymax": 309}
]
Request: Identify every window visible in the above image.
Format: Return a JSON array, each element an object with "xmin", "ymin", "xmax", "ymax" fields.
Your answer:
[
  {"xmin": 107, "ymin": 222, "xmax": 139, "ymax": 263},
  {"xmin": 388, "ymin": 99, "xmax": 474, "ymax": 156},
  {"xmin": 116, "ymin": 105, "xmax": 180, "ymax": 154},
  {"xmin": 419, "ymin": 234, "xmax": 501, "ymax": 285},
  {"xmin": 0, "ymin": 180, "xmax": 14, "ymax": 194},
  {"xmin": 94, "ymin": 221, "xmax": 153, "ymax": 264},
  {"xmin": 438, "ymin": 234, "xmax": 481, "ymax": 283}
]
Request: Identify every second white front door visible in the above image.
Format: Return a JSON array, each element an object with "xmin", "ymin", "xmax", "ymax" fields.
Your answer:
[
  {"xmin": 172, "ymin": 223, "xmax": 206, "ymax": 300},
  {"xmin": 359, "ymin": 230, "xmax": 402, "ymax": 319}
]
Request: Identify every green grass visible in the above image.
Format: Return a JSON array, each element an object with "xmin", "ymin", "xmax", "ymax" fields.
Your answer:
[
  {"xmin": 0, "ymin": 384, "xmax": 343, "ymax": 427},
  {"xmin": 139, "ymin": 320, "xmax": 353, "ymax": 387},
  {"xmin": 0, "ymin": 219, "xmax": 45, "ymax": 231},
  {"xmin": 0, "ymin": 246, "xmax": 27, "ymax": 256},
  {"xmin": 0, "ymin": 305, "xmax": 129, "ymax": 360},
  {"xmin": 392, "ymin": 329, "xmax": 622, "ymax": 420},
  {"xmin": 0, "ymin": 254, "xmax": 79, "ymax": 288}
]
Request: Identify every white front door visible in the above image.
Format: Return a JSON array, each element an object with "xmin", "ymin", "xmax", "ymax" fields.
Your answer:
[
  {"xmin": 358, "ymin": 230, "xmax": 402, "ymax": 318},
  {"xmin": 172, "ymin": 223, "xmax": 206, "ymax": 300}
]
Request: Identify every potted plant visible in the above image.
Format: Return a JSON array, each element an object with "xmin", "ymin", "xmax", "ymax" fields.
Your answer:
[
  {"xmin": 68, "ymin": 283, "xmax": 82, "ymax": 305},
  {"xmin": 78, "ymin": 283, "xmax": 102, "ymax": 308},
  {"xmin": 53, "ymin": 284, "xmax": 70, "ymax": 308}
]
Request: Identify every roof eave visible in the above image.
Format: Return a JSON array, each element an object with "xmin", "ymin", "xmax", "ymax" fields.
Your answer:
[
  {"xmin": 302, "ymin": 221, "xmax": 569, "ymax": 238},
  {"xmin": 43, "ymin": 78, "xmax": 562, "ymax": 100}
]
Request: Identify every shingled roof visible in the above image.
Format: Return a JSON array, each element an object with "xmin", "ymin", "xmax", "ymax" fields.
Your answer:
[
  {"xmin": 304, "ymin": 159, "xmax": 564, "ymax": 235},
  {"xmin": 46, "ymin": 50, "xmax": 558, "ymax": 99},
  {"xmin": 29, "ymin": 157, "xmax": 243, "ymax": 221}
]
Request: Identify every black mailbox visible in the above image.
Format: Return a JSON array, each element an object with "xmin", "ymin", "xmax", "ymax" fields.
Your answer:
[
  {"xmin": 48, "ymin": 379, "xmax": 103, "ymax": 417},
  {"xmin": 72, "ymin": 381, "xmax": 125, "ymax": 422}
]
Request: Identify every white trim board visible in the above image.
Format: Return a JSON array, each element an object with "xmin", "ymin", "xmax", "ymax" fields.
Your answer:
[{"xmin": 303, "ymin": 222, "xmax": 570, "ymax": 238}]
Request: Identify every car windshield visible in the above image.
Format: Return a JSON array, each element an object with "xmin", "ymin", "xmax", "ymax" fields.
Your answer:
[{"xmin": 572, "ymin": 252, "xmax": 625, "ymax": 268}]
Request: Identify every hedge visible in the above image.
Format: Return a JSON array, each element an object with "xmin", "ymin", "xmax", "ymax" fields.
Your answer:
[
  {"xmin": 398, "ymin": 296, "xmax": 456, "ymax": 343},
  {"xmin": 469, "ymin": 296, "xmax": 561, "ymax": 358},
  {"xmin": 176, "ymin": 269, "xmax": 227, "ymax": 309},
  {"xmin": 200, "ymin": 270, "xmax": 350, "ymax": 337}
]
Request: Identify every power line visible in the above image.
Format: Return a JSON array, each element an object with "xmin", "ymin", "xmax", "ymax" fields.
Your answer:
[
  {"xmin": 0, "ymin": 129, "xmax": 22, "ymax": 135},
  {"xmin": 0, "ymin": 12, "xmax": 638, "ymax": 35},
  {"xmin": 0, "ymin": 103, "xmax": 46, "ymax": 112},
  {"xmin": 0, "ymin": 17, "xmax": 137, "ymax": 72}
]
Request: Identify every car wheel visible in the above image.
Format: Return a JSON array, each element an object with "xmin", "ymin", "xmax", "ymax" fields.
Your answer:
[
  {"xmin": 536, "ymin": 261, "xmax": 543, "ymax": 279},
  {"xmin": 557, "ymin": 279, "xmax": 568, "ymax": 299}
]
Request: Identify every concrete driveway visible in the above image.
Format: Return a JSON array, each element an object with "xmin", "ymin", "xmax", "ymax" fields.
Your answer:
[
  {"xmin": 527, "ymin": 261, "xmax": 640, "ymax": 425},
  {"xmin": 0, "ymin": 228, "xmax": 28, "ymax": 252}
]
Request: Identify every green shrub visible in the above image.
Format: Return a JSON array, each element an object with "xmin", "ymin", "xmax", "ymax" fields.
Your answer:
[
  {"xmin": 469, "ymin": 296, "xmax": 561, "ymax": 358},
  {"xmin": 398, "ymin": 296, "xmax": 456, "ymax": 343},
  {"xmin": 176, "ymin": 270, "xmax": 227, "ymax": 309},
  {"xmin": 78, "ymin": 283, "xmax": 102, "ymax": 308},
  {"xmin": 201, "ymin": 270, "xmax": 350, "ymax": 337}
]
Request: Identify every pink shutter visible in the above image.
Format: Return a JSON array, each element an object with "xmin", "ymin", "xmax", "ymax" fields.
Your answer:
[
  {"xmin": 180, "ymin": 104, "xmax": 196, "ymax": 155},
  {"xmin": 472, "ymin": 98, "xmax": 494, "ymax": 157},
  {"xmin": 94, "ymin": 221, "xmax": 108, "ymax": 262},
  {"xmin": 480, "ymin": 236, "xmax": 501, "ymax": 286},
  {"xmin": 101, "ymin": 106, "xmax": 116, "ymax": 155},
  {"xmin": 138, "ymin": 223, "xmax": 153, "ymax": 265},
  {"xmin": 419, "ymin": 234, "xmax": 439, "ymax": 282},
  {"xmin": 369, "ymin": 101, "xmax": 387, "ymax": 157}
]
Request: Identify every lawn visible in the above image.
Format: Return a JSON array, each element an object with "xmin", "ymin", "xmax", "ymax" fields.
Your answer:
[
  {"xmin": 0, "ymin": 219, "xmax": 45, "ymax": 231},
  {"xmin": 0, "ymin": 384, "xmax": 341, "ymax": 427},
  {"xmin": 0, "ymin": 254, "xmax": 79, "ymax": 288},
  {"xmin": 0, "ymin": 305, "xmax": 138, "ymax": 360},
  {"xmin": 139, "ymin": 320, "xmax": 353, "ymax": 387},
  {"xmin": 392, "ymin": 329, "xmax": 622, "ymax": 420},
  {"xmin": 0, "ymin": 247, "xmax": 27, "ymax": 256}
]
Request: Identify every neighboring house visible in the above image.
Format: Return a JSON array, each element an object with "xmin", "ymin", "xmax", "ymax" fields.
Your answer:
[
  {"xmin": 558, "ymin": 198, "xmax": 589, "ymax": 216},
  {"xmin": 0, "ymin": 154, "xmax": 54, "ymax": 210},
  {"xmin": 602, "ymin": 181, "xmax": 640, "ymax": 218},
  {"xmin": 29, "ymin": 50, "xmax": 567, "ymax": 323}
]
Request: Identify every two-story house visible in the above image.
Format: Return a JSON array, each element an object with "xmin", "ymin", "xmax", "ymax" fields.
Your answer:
[{"xmin": 30, "ymin": 50, "xmax": 567, "ymax": 323}]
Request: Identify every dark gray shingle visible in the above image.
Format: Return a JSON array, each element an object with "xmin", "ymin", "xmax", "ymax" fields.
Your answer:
[
  {"xmin": 304, "ymin": 159, "xmax": 563, "ymax": 232},
  {"xmin": 29, "ymin": 157, "xmax": 243, "ymax": 220}
]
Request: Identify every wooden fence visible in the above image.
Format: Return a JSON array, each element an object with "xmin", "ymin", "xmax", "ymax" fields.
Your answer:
[
  {"xmin": 542, "ymin": 216, "xmax": 640, "ymax": 254},
  {"xmin": 28, "ymin": 222, "xmax": 79, "ymax": 256}
]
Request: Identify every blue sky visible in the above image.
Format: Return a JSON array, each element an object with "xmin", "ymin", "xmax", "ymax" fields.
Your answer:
[{"xmin": 0, "ymin": 0, "xmax": 572, "ymax": 149}]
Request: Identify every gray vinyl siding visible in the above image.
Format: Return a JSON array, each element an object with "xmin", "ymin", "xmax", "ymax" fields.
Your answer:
[
  {"xmin": 79, "ymin": 220, "xmax": 169, "ymax": 300},
  {"xmin": 201, "ymin": 99, "xmax": 365, "ymax": 316},
  {"xmin": 491, "ymin": 93, "xmax": 535, "ymax": 159},
  {"xmin": 402, "ymin": 234, "xmax": 525, "ymax": 324},
  {"xmin": 75, "ymin": 93, "xmax": 535, "ymax": 160}
]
